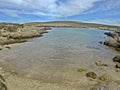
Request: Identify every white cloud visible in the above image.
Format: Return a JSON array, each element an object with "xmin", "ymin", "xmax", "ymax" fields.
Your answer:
[
  {"xmin": 57, "ymin": 0, "xmax": 100, "ymax": 17},
  {"xmin": 87, "ymin": 19, "xmax": 120, "ymax": 26},
  {"xmin": 100, "ymin": 0, "xmax": 120, "ymax": 10},
  {"xmin": 0, "ymin": 0, "xmax": 99, "ymax": 17},
  {"xmin": 87, "ymin": 0, "xmax": 120, "ymax": 13}
]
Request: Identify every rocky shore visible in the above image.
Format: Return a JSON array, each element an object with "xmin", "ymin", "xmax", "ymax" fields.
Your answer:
[
  {"xmin": 0, "ymin": 21, "xmax": 120, "ymax": 90},
  {"xmin": 0, "ymin": 23, "xmax": 50, "ymax": 46},
  {"xmin": 0, "ymin": 21, "xmax": 120, "ymax": 46}
]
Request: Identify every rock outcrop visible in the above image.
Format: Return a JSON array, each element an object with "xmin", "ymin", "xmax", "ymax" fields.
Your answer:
[
  {"xmin": 104, "ymin": 32, "xmax": 120, "ymax": 48},
  {"xmin": 0, "ymin": 24, "xmax": 50, "ymax": 45},
  {"xmin": 113, "ymin": 55, "xmax": 120, "ymax": 63}
]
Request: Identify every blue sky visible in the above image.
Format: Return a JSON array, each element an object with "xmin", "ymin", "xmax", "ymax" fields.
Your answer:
[{"xmin": 0, "ymin": 0, "xmax": 120, "ymax": 26}]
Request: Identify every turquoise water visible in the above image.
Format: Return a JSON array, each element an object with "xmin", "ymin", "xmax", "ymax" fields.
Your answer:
[{"xmin": 0, "ymin": 28, "xmax": 118, "ymax": 79}]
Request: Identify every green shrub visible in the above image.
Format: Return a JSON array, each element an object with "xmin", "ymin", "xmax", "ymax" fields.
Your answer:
[{"xmin": 14, "ymin": 24, "xmax": 24, "ymax": 28}]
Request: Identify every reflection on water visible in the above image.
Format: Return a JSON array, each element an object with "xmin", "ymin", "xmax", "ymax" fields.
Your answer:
[{"xmin": 0, "ymin": 28, "xmax": 119, "ymax": 80}]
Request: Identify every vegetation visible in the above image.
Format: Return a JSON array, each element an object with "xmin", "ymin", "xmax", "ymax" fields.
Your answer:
[
  {"xmin": 14, "ymin": 24, "xmax": 24, "ymax": 28},
  {"xmin": 0, "ymin": 23, "xmax": 24, "ymax": 32},
  {"xmin": 4, "ymin": 26, "xmax": 18, "ymax": 32}
]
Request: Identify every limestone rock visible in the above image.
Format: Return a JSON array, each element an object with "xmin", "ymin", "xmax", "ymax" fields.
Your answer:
[
  {"xmin": 95, "ymin": 61, "xmax": 108, "ymax": 67},
  {"xmin": 77, "ymin": 68, "xmax": 86, "ymax": 72},
  {"xmin": 116, "ymin": 63, "xmax": 120, "ymax": 68},
  {"xmin": 113, "ymin": 55, "xmax": 120, "ymax": 63},
  {"xmin": 86, "ymin": 72, "xmax": 97, "ymax": 79},
  {"xmin": 99, "ymin": 74, "xmax": 108, "ymax": 81}
]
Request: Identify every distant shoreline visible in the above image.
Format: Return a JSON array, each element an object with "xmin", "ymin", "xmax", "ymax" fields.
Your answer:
[
  {"xmin": 0, "ymin": 21, "xmax": 120, "ymax": 46},
  {"xmin": 1, "ymin": 21, "xmax": 120, "ymax": 30},
  {"xmin": 25, "ymin": 21, "xmax": 120, "ymax": 31}
]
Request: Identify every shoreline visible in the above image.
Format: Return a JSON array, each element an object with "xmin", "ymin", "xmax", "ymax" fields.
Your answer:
[
  {"xmin": 0, "ymin": 21, "xmax": 120, "ymax": 46},
  {"xmin": 0, "ymin": 22, "xmax": 120, "ymax": 90}
]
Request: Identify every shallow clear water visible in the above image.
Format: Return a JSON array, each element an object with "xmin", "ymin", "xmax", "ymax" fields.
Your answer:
[{"xmin": 0, "ymin": 28, "xmax": 119, "ymax": 81}]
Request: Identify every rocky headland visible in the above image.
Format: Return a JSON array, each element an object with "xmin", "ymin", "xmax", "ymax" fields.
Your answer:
[{"xmin": 0, "ymin": 23, "xmax": 50, "ymax": 45}]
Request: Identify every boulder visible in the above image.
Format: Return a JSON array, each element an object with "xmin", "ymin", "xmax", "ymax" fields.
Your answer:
[
  {"xmin": 99, "ymin": 74, "xmax": 108, "ymax": 81},
  {"xmin": 104, "ymin": 32, "xmax": 116, "ymax": 38},
  {"xmin": 104, "ymin": 31, "xmax": 120, "ymax": 48},
  {"xmin": 113, "ymin": 55, "xmax": 120, "ymax": 63},
  {"xmin": 104, "ymin": 38, "xmax": 120, "ymax": 47},
  {"xmin": 116, "ymin": 63, "xmax": 120, "ymax": 68},
  {"xmin": 95, "ymin": 61, "xmax": 108, "ymax": 67},
  {"xmin": 86, "ymin": 72, "xmax": 97, "ymax": 79}
]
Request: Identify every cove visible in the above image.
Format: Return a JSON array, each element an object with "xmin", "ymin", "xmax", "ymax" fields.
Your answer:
[{"xmin": 0, "ymin": 28, "xmax": 119, "ymax": 82}]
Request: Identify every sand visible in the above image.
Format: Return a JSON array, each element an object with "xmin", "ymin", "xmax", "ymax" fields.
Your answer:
[{"xmin": 0, "ymin": 22, "xmax": 120, "ymax": 90}]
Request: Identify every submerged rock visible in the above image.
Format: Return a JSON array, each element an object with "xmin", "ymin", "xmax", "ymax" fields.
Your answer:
[
  {"xmin": 113, "ymin": 55, "xmax": 120, "ymax": 63},
  {"xmin": 86, "ymin": 72, "xmax": 97, "ymax": 79},
  {"xmin": 77, "ymin": 68, "xmax": 87, "ymax": 72},
  {"xmin": 95, "ymin": 61, "xmax": 108, "ymax": 67},
  {"xmin": 116, "ymin": 63, "xmax": 120, "ymax": 68},
  {"xmin": 0, "ymin": 48, "xmax": 2, "ymax": 50},
  {"xmin": 5, "ymin": 46, "xmax": 11, "ymax": 49},
  {"xmin": 99, "ymin": 41, "xmax": 103, "ymax": 44},
  {"xmin": 95, "ymin": 61, "xmax": 102, "ymax": 66},
  {"xmin": 99, "ymin": 74, "xmax": 108, "ymax": 81}
]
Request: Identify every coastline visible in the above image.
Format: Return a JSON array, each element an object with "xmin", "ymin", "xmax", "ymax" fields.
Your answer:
[
  {"xmin": 0, "ymin": 21, "xmax": 120, "ymax": 46},
  {"xmin": 0, "ymin": 22, "xmax": 120, "ymax": 90}
]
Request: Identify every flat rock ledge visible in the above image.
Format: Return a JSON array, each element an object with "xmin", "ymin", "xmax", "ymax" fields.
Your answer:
[{"xmin": 0, "ymin": 25, "xmax": 51, "ymax": 45}]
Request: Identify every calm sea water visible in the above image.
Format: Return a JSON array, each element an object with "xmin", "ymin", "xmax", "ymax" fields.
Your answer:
[{"xmin": 0, "ymin": 28, "xmax": 119, "ymax": 79}]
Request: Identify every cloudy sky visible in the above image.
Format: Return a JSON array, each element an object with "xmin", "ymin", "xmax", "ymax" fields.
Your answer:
[{"xmin": 0, "ymin": 0, "xmax": 120, "ymax": 25}]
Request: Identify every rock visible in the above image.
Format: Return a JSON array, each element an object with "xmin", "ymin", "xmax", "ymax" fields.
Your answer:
[
  {"xmin": 99, "ymin": 74, "xmax": 108, "ymax": 81},
  {"xmin": 99, "ymin": 41, "xmax": 102, "ymax": 44},
  {"xmin": 77, "ymin": 68, "xmax": 86, "ymax": 72},
  {"xmin": 0, "ymin": 48, "xmax": 2, "ymax": 50},
  {"xmin": 0, "ymin": 75, "xmax": 7, "ymax": 90},
  {"xmin": 104, "ymin": 32, "xmax": 116, "ymax": 38},
  {"xmin": 116, "ymin": 68, "xmax": 120, "ymax": 72},
  {"xmin": 102, "ymin": 64, "xmax": 108, "ymax": 67},
  {"xmin": 86, "ymin": 72, "xmax": 97, "ymax": 79},
  {"xmin": 115, "ymin": 63, "xmax": 120, "ymax": 68},
  {"xmin": 116, "ymin": 48, "xmax": 120, "ymax": 51},
  {"xmin": 95, "ymin": 61, "xmax": 108, "ymax": 67},
  {"xmin": 5, "ymin": 46, "xmax": 11, "ymax": 49},
  {"xmin": 113, "ymin": 55, "xmax": 120, "ymax": 63},
  {"xmin": 95, "ymin": 61, "xmax": 102, "ymax": 66},
  {"xmin": 104, "ymin": 38, "xmax": 119, "ymax": 47},
  {"xmin": 104, "ymin": 31, "xmax": 120, "ymax": 48}
]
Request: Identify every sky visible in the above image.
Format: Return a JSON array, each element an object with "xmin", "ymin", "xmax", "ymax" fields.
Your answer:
[{"xmin": 0, "ymin": 0, "xmax": 120, "ymax": 26}]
